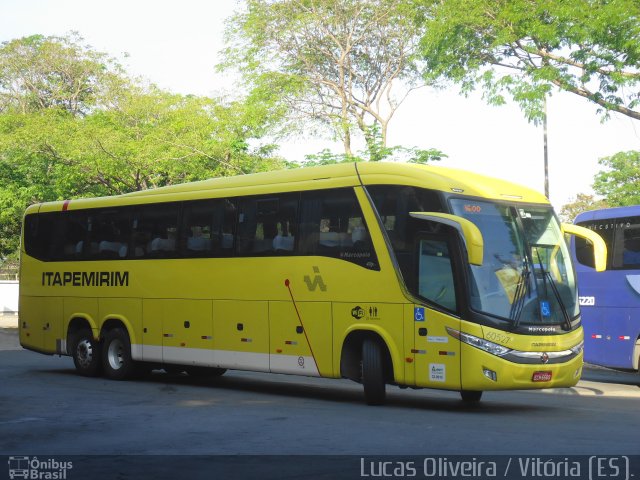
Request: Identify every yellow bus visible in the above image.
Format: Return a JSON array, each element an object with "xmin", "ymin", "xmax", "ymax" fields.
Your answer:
[{"xmin": 19, "ymin": 162, "xmax": 606, "ymax": 405}]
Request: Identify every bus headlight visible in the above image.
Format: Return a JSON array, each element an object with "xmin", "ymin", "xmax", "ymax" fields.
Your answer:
[
  {"xmin": 570, "ymin": 341, "xmax": 584, "ymax": 355},
  {"xmin": 446, "ymin": 327, "xmax": 512, "ymax": 357}
]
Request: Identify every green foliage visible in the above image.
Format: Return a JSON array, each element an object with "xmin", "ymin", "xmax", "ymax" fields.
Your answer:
[
  {"xmin": 559, "ymin": 193, "xmax": 609, "ymax": 223},
  {"xmin": 593, "ymin": 150, "xmax": 640, "ymax": 206},
  {"xmin": 0, "ymin": 34, "xmax": 288, "ymax": 260},
  {"xmin": 361, "ymin": 123, "xmax": 446, "ymax": 163},
  {"xmin": 303, "ymin": 149, "xmax": 360, "ymax": 166},
  {"xmin": 416, "ymin": 0, "xmax": 640, "ymax": 123},
  {"xmin": 0, "ymin": 32, "xmax": 130, "ymax": 115},
  {"xmin": 303, "ymin": 124, "xmax": 446, "ymax": 166},
  {"xmin": 78, "ymin": 88, "xmax": 286, "ymax": 194}
]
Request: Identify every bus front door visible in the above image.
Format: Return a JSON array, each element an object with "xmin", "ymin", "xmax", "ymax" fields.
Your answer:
[{"xmin": 410, "ymin": 306, "xmax": 461, "ymax": 390}]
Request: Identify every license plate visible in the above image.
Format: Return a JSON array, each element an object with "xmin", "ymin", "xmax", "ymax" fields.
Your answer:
[{"xmin": 532, "ymin": 371, "xmax": 552, "ymax": 382}]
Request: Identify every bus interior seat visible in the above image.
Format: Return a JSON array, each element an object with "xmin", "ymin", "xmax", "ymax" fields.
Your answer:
[
  {"xmin": 187, "ymin": 236, "xmax": 211, "ymax": 252},
  {"xmin": 273, "ymin": 235, "xmax": 294, "ymax": 252},
  {"xmin": 351, "ymin": 226, "xmax": 366, "ymax": 243},
  {"xmin": 221, "ymin": 233, "xmax": 234, "ymax": 249},
  {"xmin": 319, "ymin": 231, "xmax": 352, "ymax": 248},
  {"xmin": 74, "ymin": 240, "xmax": 100, "ymax": 257},
  {"xmin": 150, "ymin": 237, "xmax": 176, "ymax": 253},
  {"xmin": 99, "ymin": 240, "xmax": 127, "ymax": 258}
]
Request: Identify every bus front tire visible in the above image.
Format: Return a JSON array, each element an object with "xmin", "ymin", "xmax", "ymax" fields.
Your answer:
[
  {"xmin": 102, "ymin": 328, "xmax": 136, "ymax": 380},
  {"xmin": 71, "ymin": 328, "xmax": 102, "ymax": 377},
  {"xmin": 362, "ymin": 338, "xmax": 386, "ymax": 406}
]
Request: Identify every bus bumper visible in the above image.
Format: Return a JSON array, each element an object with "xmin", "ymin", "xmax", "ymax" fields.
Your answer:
[{"xmin": 460, "ymin": 346, "xmax": 583, "ymax": 391}]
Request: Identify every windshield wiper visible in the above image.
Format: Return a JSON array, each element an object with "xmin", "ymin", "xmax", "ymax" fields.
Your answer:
[
  {"xmin": 510, "ymin": 266, "xmax": 530, "ymax": 328},
  {"xmin": 544, "ymin": 271, "xmax": 572, "ymax": 330}
]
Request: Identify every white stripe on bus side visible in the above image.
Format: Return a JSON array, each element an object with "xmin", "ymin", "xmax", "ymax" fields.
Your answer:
[{"xmin": 133, "ymin": 344, "xmax": 320, "ymax": 377}]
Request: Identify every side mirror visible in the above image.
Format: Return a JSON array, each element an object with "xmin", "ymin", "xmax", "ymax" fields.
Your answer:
[
  {"xmin": 562, "ymin": 223, "xmax": 607, "ymax": 272},
  {"xmin": 410, "ymin": 212, "xmax": 484, "ymax": 266}
]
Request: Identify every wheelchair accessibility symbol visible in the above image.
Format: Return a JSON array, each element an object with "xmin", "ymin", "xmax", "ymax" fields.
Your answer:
[
  {"xmin": 414, "ymin": 307, "xmax": 425, "ymax": 322},
  {"xmin": 540, "ymin": 301, "xmax": 551, "ymax": 318}
]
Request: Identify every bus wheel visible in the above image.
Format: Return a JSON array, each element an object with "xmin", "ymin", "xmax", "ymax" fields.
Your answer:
[
  {"xmin": 185, "ymin": 367, "xmax": 227, "ymax": 378},
  {"xmin": 71, "ymin": 329, "xmax": 102, "ymax": 377},
  {"xmin": 362, "ymin": 338, "xmax": 386, "ymax": 406},
  {"xmin": 460, "ymin": 390, "xmax": 483, "ymax": 403},
  {"xmin": 102, "ymin": 328, "xmax": 136, "ymax": 380}
]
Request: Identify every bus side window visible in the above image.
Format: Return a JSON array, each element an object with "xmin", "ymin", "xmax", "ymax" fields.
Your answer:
[
  {"xmin": 180, "ymin": 198, "xmax": 238, "ymax": 258},
  {"xmin": 575, "ymin": 221, "xmax": 613, "ymax": 269},
  {"xmin": 237, "ymin": 194, "xmax": 298, "ymax": 256},
  {"xmin": 273, "ymin": 194, "xmax": 298, "ymax": 254},
  {"xmin": 367, "ymin": 185, "xmax": 443, "ymax": 252},
  {"xmin": 181, "ymin": 200, "xmax": 215, "ymax": 257},
  {"xmin": 62, "ymin": 212, "xmax": 90, "ymax": 261},
  {"xmin": 418, "ymin": 238, "xmax": 457, "ymax": 312},
  {"xmin": 132, "ymin": 204, "xmax": 179, "ymax": 259},
  {"xmin": 622, "ymin": 218, "xmax": 640, "ymax": 269},
  {"xmin": 214, "ymin": 199, "xmax": 237, "ymax": 256},
  {"xmin": 23, "ymin": 214, "xmax": 40, "ymax": 259},
  {"xmin": 299, "ymin": 188, "xmax": 378, "ymax": 269},
  {"xmin": 367, "ymin": 185, "xmax": 443, "ymax": 289},
  {"xmin": 23, "ymin": 213, "xmax": 62, "ymax": 262},
  {"xmin": 86, "ymin": 209, "xmax": 132, "ymax": 260},
  {"xmin": 236, "ymin": 198, "xmax": 259, "ymax": 255}
]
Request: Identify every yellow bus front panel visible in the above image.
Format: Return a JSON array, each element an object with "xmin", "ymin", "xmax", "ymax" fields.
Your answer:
[
  {"xmin": 459, "ymin": 325, "xmax": 584, "ymax": 391},
  {"xmin": 460, "ymin": 345, "xmax": 582, "ymax": 391}
]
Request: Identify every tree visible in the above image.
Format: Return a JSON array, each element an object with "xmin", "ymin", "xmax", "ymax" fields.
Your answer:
[
  {"xmin": 79, "ymin": 87, "xmax": 288, "ymax": 195},
  {"xmin": 593, "ymin": 150, "xmax": 640, "ymax": 206},
  {"xmin": 0, "ymin": 33, "xmax": 130, "ymax": 116},
  {"xmin": 416, "ymin": 0, "xmax": 640, "ymax": 123},
  {"xmin": 0, "ymin": 109, "xmax": 87, "ymax": 258},
  {"xmin": 221, "ymin": 0, "xmax": 426, "ymax": 157},
  {"xmin": 0, "ymin": 34, "xmax": 289, "ymax": 260},
  {"xmin": 559, "ymin": 193, "xmax": 609, "ymax": 222},
  {"xmin": 304, "ymin": 122, "xmax": 446, "ymax": 165}
]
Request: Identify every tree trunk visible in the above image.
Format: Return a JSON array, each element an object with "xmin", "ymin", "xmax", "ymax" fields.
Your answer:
[{"xmin": 342, "ymin": 126, "xmax": 352, "ymax": 156}]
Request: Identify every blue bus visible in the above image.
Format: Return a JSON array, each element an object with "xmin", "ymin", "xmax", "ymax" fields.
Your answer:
[{"xmin": 573, "ymin": 206, "xmax": 640, "ymax": 370}]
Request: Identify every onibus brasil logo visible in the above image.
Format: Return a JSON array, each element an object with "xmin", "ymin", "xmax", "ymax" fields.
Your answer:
[{"xmin": 8, "ymin": 456, "xmax": 73, "ymax": 479}]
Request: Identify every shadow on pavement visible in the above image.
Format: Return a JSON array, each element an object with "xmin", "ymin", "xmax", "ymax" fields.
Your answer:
[{"xmin": 582, "ymin": 364, "xmax": 640, "ymax": 387}]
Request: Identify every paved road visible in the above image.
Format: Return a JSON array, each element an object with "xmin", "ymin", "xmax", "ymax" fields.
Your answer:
[{"xmin": 1, "ymin": 326, "xmax": 638, "ymax": 478}]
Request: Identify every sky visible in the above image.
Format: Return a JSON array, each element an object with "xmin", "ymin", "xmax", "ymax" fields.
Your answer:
[{"xmin": 1, "ymin": 0, "xmax": 639, "ymax": 210}]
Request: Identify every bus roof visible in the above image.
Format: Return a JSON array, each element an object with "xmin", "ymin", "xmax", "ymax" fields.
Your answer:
[
  {"xmin": 574, "ymin": 205, "xmax": 639, "ymax": 223},
  {"xmin": 28, "ymin": 162, "xmax": 549, "ymax": 214}
]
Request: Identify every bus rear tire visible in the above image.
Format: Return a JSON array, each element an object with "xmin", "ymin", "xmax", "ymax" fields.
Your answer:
[
  {"xmin": 362, "ymin": 338, "xmax": 386, "ymax": 406},
  {"xmin": 460, "ymin": 390, "xmax": 483, "ymax": 403},
  {"xmin": 71, "ymin": 328, "xmax": 102, "ymax": 377},
  {"xmin": 102, "ymin": 327, "xmax": 136, "ymax": 380}
]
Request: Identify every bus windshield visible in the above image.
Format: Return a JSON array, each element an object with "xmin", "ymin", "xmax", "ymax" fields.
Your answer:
[{"xmin": 450, "ymin": 199, "xmax": 578, "ymax": 326}]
